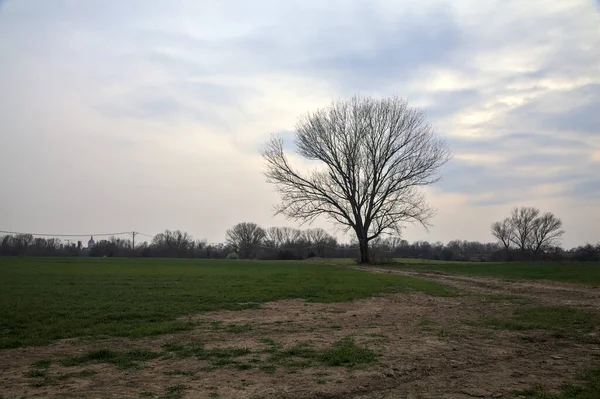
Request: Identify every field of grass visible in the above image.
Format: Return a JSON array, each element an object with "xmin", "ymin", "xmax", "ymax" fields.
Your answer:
[
  {"xmin": 374, "ymin": 259, "xmax": 600, "ymax": 286},
  {"xmin": 2, "ymin": 256, "xmax": 600, "ymax": 398},
  {"xmin": 0, "ymin": 257, "xmax": 454, "ymax": 349},
  {"xmin": 476, "ymin": 306, "xmax": 600, "ymax": 336},
  {"xmin": 514, "ymin": 368, "xmax": 600, "ymax": 399}
]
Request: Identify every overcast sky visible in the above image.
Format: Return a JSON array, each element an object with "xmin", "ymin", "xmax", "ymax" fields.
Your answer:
[{"xmin": 0, "ymin": 0, "xmax": 599, "ymax": 248}]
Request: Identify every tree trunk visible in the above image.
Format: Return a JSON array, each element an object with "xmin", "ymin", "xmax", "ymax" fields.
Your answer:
[{"xmin": 358, "ymin": 236, "xmax": 370, "ymax": 264}]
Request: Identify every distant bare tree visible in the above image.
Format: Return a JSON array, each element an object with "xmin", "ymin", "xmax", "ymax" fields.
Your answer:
[
  {"xmin": 529, "ymin": 212, "xmax": 564, "ymax": 254},
  {"xmin": 491, "ymin": 207, "xmax": 565, "ymax": 259},
  {"xmin": 33, "ymin": 237, "xmax": 47, "ymax": 251},
  {"xmin": 572, "ymin": 243, "xmax": 600, "ymax": 262},
  {"xmin": 509, "ymin": 207, "xmax": 540, "ymax": 253},
  {"xmin": 14, "ymin": 234, "xmax": 34, "ymax": 254},
  {"xmin": 265, "ymin": 227, "xmax": 303, "ymax": 249},
  {"xmin": 303, "ymin": 228, "xmax": 337, "ymax": 257},
  {"xmin": 264, "ymin": 228, "xmax": 281, "ymax": 249},
  {"xmin": 383, "ymin": 236, "xmax": 403, "ymax": 251},
  {"xmin": 491, "ymin": 218, "xmax": 513, "ymax": 251},
  {"xmin": 152, "ymin": 230, "xmax": 193, "ymax": 257},
  {"xmin": 370, "ymin": 235, "xmax": 403, "ymax": 259},
  {"xmin": 46, "ymin": 238, "xmax": 62, "ymax": 252},
  {"xmin": 226, "ymin": 222, "xmax": 266, "ymax": 259},
  {"xmin": 262, "ymin": 95, "xmax": 450, "ymax": 263}
]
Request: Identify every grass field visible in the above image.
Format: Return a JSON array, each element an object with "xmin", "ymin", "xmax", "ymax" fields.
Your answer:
[
  {"xmin": 1, "ymin": 257, "xmax": 599, "ymax": 399},
  {"xmin": 369, "ymin": 259, "xmax": 600, "ymax": 286},
  {"xmin": 0, "ymin": 257, "xmax": 453, "ymax": 349}
]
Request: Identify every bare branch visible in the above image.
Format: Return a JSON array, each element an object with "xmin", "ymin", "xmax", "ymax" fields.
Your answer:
[
  {"xmin": 508, "ymin": 207, "xmax": 540, "ymax": 252},
  {"xmin": 491, "ymin": 218, "xmax": 513, "ymax": 251},
  {"xmin": 530, "ymin": 212, "xmax": 564, "ymax": 254}
]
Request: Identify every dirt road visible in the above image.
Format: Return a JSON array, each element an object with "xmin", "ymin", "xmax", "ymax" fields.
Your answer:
[{"xmin": 352, "ymin": 265, "xmax": 600, "ymax": 310}]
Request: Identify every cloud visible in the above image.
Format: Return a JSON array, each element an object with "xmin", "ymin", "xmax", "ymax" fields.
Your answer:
[
  {"xmin": 94, "ymin": 81, "xmax": 261, "ymax": 134},
  {"xmin": 0, "ymin": 0, "xmax": 599, "ymax": 248},
  {"xmin": 294, "ymin": 7, "xmax": 463, "ymax": 93},
  {"xmin": 540, "ymin": 85, "xmax": 600, "ymax": 135}
]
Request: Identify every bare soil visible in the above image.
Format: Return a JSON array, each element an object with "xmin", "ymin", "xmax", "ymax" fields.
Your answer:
[{"xmin": 1, "ymin": 269, "xmax": 599, "ymax": 399}]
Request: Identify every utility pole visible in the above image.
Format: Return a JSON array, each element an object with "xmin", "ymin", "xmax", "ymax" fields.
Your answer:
[{"xmin": 131, "ymin": 231, "xmax": 137, "ymax": 257}]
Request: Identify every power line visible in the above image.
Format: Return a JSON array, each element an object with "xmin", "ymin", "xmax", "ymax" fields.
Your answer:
[{"xmin": 0, "ymin": 230, "xmax": 131, "ymax": 238}]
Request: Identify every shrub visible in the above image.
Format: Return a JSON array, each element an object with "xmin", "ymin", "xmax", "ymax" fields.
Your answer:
[{"xmin": 226, "ymin": 252, "xmax": 239, "ymax": 260}]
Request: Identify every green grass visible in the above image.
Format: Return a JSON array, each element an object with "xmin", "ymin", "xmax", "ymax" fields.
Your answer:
[
  {"xmin": 160, "ymin": 384, "xmax": 187, "ymax": 399},
  {"xmin": 318, "ymin": 337, "xmax": 377, "ymax": 366},
  {"xmin": 26, "ymin": 368, "xmax": 48, "ymax": 378},
  {"xmin": 375, "ymin": 259, "xmax": 600, "ymax": 285},
  {"xmin": 51, "ymin": 342, "xmax": 254, "ymax": 372},
  {"xmin": 59, "ymin": 348, "xmax": 162, "ymax": 369},
  {"xmin": 477, "ymin": 306, "xmax": 600, "ymax": 335},
  {"xmin": 41, "ymin": 337, "xmax": 377, "ymax": 376},
  {"xmin": 514, "ymin": 369, "xmax": 600, "ymax": 399},
  {"xmin": 163, "ymin": 369, "xmax": 195, "ymax": 376},
  {"xmin": 224, "ymin": 323, "xmax": 253, "ymax": 333},
  {"xmin": 265, "ymin": 337, "xmax": 376, "ymax": 368},
  {"xmin": 0, "ymin": 257, "xmax": 453, "ymax": 349},
  {"xmin": 259, "ymin": 364, "xmax": 277, "ymax": 374},
  {"xmin": 27, "ymin": 369, "xmax": 97, "ymax": 387},
  {"xmin": 32, "ymin": 359, "xmax": 53, "ymax": 369},
  {"xmin": 26, "ymin": 358, "xmax": 53, "ymax": 378},
  {"xmin": 161, "ymin": 341, "xmax": 252, "ymax": 369},
  {"xmin": 150, "ymin": 336, "xmax": 378, "ymax": 373},
  {"xmin": 417, "ymin": 317, "xmax": 437, "ymax": 332}
]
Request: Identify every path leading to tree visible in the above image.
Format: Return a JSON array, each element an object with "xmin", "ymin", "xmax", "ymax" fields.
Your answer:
[
  {"xmin": 351, "ymin": 265, "xmax": 600, "ymax": 310},
  {"xmin": 352, "ymin": 266, "xmax": 600, "ymax": 310}
]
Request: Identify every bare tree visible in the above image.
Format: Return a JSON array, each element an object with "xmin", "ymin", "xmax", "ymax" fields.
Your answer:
[
  {"xmin": 383, "ymin": 236, "xmax": 403, "ymax": 251},
  {"xmin": 262, "ymin": 95, "xmax": 450, "ymax": 263},
  {"xmin": 509, "ymin": 207, "xmax": 540, "ymax": 253},
  {"xmin": 152, "ymin": 230, "xmax": 194, "ymax": 257},
  {"xmin": 226, "ymin": 222, "xmax": 266, "ymax": 259},
  {"xmin": 265, "ymin": 227, "xmax": 303, "ymax": 249},
  {"xmin": 304, "ymin": 228, "xmax": 337, "ymax": 257},
  {"xmin": 491, "ymin": 218, "xmax": 513, "ymax": 251},
  {"xmin": 529, "ymin": 212, "xmax": 564, "ymax": 254},
  {"xmin": 33, "ymin": 237, "xmax": 47, "ymax": 251},
  {"xmin": 492, "ymin": 207, "xmax": 565, "ymax": 259},
  {"xmin": 46, "ymin": 238, "xmax": 62, "ymax": 253},
  {"xmin": 371, "ymin": 235, "xmax": 403, "ymax": 255},
  {"xmin": 14, "ymin": 234, "xmax": 34, "ymax": 255}
]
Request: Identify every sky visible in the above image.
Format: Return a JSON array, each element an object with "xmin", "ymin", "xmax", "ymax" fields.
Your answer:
[{"xmin": 0, "ymin": 0, "xmax": 599, "ymax": 248}]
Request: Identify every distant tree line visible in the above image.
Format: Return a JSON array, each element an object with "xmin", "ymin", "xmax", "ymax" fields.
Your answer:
[{"xmin": 1, "ymin": 219, "xmax": 598, "ymax": 262}]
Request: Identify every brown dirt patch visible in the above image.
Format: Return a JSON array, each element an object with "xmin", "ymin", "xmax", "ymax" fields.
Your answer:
[{"xmin": 1, "ymin": 271, "xmax": 599, "ymax": 399}]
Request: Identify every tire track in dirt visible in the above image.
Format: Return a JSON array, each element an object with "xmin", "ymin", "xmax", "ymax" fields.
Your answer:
[
  {"xmin": 351, "ymin": 266, "xmax": 600, "ymax": 310},
  {"xmin": 345, "ymin": 265, "xmax": 600, "ymax": 398}
]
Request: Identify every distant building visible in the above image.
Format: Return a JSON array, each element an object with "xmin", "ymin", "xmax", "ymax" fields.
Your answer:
[{"xmin": 88, "ymin": 236, "xmax": 95, "ymax": 248}]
